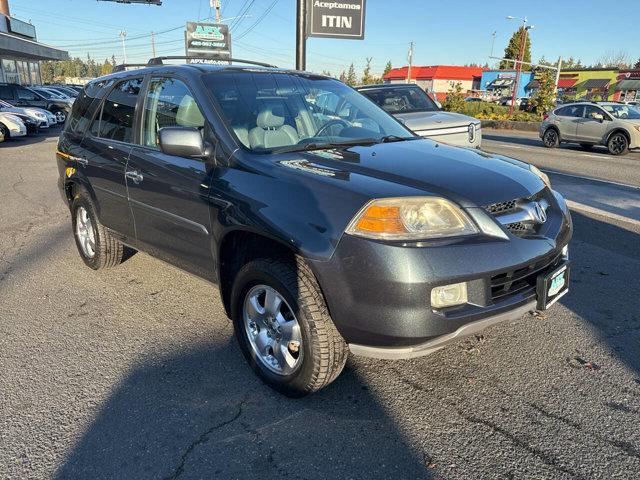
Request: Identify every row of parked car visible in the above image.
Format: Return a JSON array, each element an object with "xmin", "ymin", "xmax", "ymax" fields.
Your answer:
[{"xmin": 0, "ymin": 83, "xmax": 82, "ymax": 143}]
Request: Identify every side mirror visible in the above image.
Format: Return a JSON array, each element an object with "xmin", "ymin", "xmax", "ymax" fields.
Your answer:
[{"xmin": 158, "ymin": 126, "xmax": 210, "ymax": 158}]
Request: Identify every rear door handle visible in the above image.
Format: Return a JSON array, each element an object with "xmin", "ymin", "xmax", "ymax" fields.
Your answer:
[{"xmin": 125, "ymin": 170, "xmax": 144, "ymax": 184}]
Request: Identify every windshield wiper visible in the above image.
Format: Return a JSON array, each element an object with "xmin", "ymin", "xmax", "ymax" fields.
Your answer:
[
  {"xmin": 377, "ymin": 134, "xmax": 418, "ymax": 143},
  {"xmin": 270, "ymin": 138, "xmax": 379, "ymax": 154}
]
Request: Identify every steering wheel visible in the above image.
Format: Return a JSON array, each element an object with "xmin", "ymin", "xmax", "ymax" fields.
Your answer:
[{"xmin": 314, "ymin": 119, "xmax": 351, "ymax": 137}]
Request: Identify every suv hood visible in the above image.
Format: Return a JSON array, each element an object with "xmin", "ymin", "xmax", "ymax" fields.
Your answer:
[
  {"xmin": 294, "ymin": 139, "xmax": 544, "ymax": 207},
  {"xmin": 393, "ymin": 110, "xmax": 480, "ymax": 131}
]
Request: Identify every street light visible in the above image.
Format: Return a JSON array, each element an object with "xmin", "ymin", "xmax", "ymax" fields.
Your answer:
[
  {"xmin": 119, "ymin": 30, "xmax": 127, "ymax": 64},
  {"xmin": 506, "ymin": 16, "xmax": 534, "ymax": 115}
]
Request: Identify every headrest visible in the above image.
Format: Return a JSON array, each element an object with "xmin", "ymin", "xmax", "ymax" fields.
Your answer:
[
  {"xmin": 256, "ymin": 106, "xmax": 285, "ymax": 129},
  {"xmin": 176, "ymin": 96, "xmax": 205, "ymax": 128},
  {"xmin": 383, "ymin": 98, "xmax": 396, "ymax": 105}
]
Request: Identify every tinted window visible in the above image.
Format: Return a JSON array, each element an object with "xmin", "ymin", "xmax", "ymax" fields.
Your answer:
[
  {"xmin": 94, "ymin": 78, "xmax": 142, "ymax": 143},
  {"xmin": 555, "ymin": 105, "xmax": 584, "ymax": 117},
  {"xmin": 141, "ymin": 77, "xmax": 205, "ymax": 147},
  {"xmin": 67, "ymin": 89, "xmax": 100, "ymax": 134},
  {"xmin": 360, "ymin": 87, "xmax": 439, "ymax": 113},
  {"xmin": 0, "ymin": 85, "xmax": 14, "ymax": 100},
  {"xmin": 17, "ymin": 88, "xmax": 39, "ymax": 101},
  {"xmin": 583, "ymin": 105, "xmax": 606, "ymax": 119}
]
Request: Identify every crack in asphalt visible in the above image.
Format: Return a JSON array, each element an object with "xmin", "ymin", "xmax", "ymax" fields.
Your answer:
[
  {"xmin": 163, "ymin": 401, "xmax": 245, "ymax": 480},
  {"xmin": 459, "ymin": 412, "xmax": 588, "ymax": 480}
]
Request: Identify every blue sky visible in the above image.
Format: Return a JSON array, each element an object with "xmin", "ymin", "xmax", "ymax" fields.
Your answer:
[{"xmin": 9, "ymin": 0, "xmax": 640, "ymax": 75}]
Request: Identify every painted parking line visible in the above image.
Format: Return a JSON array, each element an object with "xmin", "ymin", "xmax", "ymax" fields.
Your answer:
[{"xmin": 567, "ymin": 200, "xmax": 640, "ymax": 228}]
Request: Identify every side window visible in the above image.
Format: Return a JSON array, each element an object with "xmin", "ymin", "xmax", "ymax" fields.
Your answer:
[
  {"xmin": 584, "ymin": 105, "xmax": 606, "ymax": 120},
  {"xmin": 0, "ymin": 85, "xmax": 15, "ymax": 100},
  {"xmin": 141, "ymin": 77, "xmax": 205, "ymax": 148},
  {"xmin": 93, "ymin": 78, "xmax": 143, "ymax": 143},
  {"xmin": 17, "ymin": 88, "xmax": 38, "ymax": 101},
  {"xmin": 67, "ymin": 89, "xmax": 99, "ymax": 134},
  {"xmin": 556, "ymin": 105, "xmax": 583, "ymax": 117}
]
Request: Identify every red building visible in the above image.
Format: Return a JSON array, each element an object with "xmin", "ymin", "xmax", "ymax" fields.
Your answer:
[{"xmin": 383, "ymin": 65, "xmax": 485, "ymax": 101}]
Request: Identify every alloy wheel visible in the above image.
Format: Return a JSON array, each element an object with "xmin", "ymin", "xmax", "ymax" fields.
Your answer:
[
  {"xmin": 544, "ymin": 130, "xmax": 557, "ymax": 147},
  {"xmin": 75, "ymin": 206, "xmax": 96, "ymax": 259},
  {"xmin": 243, "ymin": 284, "xmax": 303, "ymax": 376},
  {"xmin": 609, "ymin": 134, "xmax": 627, "ymax": 155}
]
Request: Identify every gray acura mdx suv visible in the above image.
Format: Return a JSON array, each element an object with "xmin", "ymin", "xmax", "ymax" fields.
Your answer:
[{"xmin": 57, "ymin": 58, "xmax": 572, "ymax": 396}]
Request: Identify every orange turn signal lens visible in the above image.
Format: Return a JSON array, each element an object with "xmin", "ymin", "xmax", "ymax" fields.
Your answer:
[{"xmin": 354, "ymin": 205, "xmax": 406, "ymax": 234}]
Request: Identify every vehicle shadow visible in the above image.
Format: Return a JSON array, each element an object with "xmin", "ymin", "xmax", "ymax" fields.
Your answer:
[
  {"xmin": 53, "ymin": 338, "xmax": 431, "ymax": 480},
  {"xmin": 560, "ymin": 210, "xmax": 640, "ymax": 376},
  {"xmin": 0, "ymin": 127, "xmax": 61, "ymax": 148}
]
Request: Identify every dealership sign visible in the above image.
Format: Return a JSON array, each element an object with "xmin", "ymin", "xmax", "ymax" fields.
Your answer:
[
  {"xmin": 307, "ymin": 0, "xmax": 366, "ymax": 39},
  {"xmin": 184, "ymin": 22, "xmax": 231, "ymax": 63}
]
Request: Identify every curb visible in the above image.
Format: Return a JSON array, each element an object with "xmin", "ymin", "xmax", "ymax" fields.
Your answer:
[{"xmin": 481, "ymin": 120, "xmax": 541, "ymax": 132}]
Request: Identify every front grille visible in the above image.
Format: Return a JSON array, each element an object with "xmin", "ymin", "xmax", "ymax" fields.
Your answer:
[
  {"xmin": 505, "ymin": 221, "xmax": 535, "ymax": 234},
  {"xmin": 490, "ymin": 252, "xmax": 563, "ymax": 301},
  {"xmin": 486, "ymin": 199, "xmax": 517, "ymax": 215}
]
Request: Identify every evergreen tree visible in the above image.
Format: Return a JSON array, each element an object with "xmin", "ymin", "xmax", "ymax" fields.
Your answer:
[
  {"xmin": 442, "ymin": 82, "xmax": 465, "ymax": 113},
  {"xmin": 338, "ymin": 70, "xmax": 347, "ymax": 83},
  {"xmin": 345, "ymin": 63, "xmax": 357, "ymax": 86},
  {"xmin": 383, "ymin": 61, "xmax": 393, "ymax": 76},
  {"xmin": 529, "ymin": 69, "xmax": 556, "ymax": 114},
  {"xmin": 361, "ymin": 57, "xmax": 379, "ymax": 85},
  {"xmin": 634, "ymin": 58, "xmax": 640, "ymax": 69},
  {"xmin": 499, "ymin": 27, "xmax": 531, "ymax": 70}
]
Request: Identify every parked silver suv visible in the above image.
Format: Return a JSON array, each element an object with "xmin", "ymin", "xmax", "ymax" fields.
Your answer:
[{"xmin": 540, "ymin": 102, "xmax": 640, "ymax": 155}]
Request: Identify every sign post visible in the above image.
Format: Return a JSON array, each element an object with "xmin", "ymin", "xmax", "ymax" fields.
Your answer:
[
  {"xmin": 184, "ymin": 22, "xmax": 232, "ymax": 63},
  {"xmin": 296, "ymin": 0, "xmax": 366, "ymax": 71}
]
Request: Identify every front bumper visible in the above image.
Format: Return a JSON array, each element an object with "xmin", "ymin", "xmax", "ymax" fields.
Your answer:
[{"xmin": 311, "ymin": 190, "xmax": 572, "ymax": 357}]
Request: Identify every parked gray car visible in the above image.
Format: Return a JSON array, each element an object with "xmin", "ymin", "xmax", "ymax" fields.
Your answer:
[
  {"xmin": 540, "ymin": 101, "xmax": 640, "ymax": 155},
  {"xmin": 356, "ymin": 84, "xmax": 481, "ymax": 148}
]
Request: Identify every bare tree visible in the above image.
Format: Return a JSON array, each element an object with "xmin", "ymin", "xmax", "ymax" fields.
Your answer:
[{"xmin": 596, "ymin": 50, "xmax": 631, "ymax": 68}]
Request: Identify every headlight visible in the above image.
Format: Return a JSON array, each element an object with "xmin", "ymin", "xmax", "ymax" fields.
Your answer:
[
  {"xmin": 345, "ymin": 197, "xmax": 478, "ymax": 240},
  {"xmin": 530, "ymin": 164, "xmax": 551, "ymax": 188}
]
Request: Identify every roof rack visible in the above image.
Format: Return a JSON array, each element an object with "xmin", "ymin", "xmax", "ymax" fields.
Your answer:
[
  {"xmin": 147, "ymin": 56, "xmax": 277, "ymax": 68},
  {"xmin": 112, "ymin": 63, "xmax": 151, "ymax": 73}
]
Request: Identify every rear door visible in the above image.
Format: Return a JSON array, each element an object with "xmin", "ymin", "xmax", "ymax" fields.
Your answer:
[
  {"xmin": 126, "ymin": 76, "xmax": 214, "ymax": 278},
  {"xmin": 78, "ymin": 78, "xmax": 143, "ymax": 241},
  {"xmin": 554, "ymin": 105, "xmax": 583, "ymax": 140},
  {"xmin": 577, "ymin": 105, "xmax": 608, "ymax": 143},
  {"xmin": 14, "ymin": 86, "xmax": 47, "ymax": 109}
]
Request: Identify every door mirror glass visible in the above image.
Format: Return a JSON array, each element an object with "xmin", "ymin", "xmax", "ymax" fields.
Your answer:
[{"xmin": 158, "ymin": 126, "xmax": 206, "ymax": 158}]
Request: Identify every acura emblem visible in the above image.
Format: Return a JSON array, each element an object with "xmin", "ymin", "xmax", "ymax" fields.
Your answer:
[{"xmin": 532, "ymin": 202, "xmax": 547, "ymax": 224}]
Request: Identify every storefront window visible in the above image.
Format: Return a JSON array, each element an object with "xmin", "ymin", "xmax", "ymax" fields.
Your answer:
[
  {"xmin": 1, "ymin": 59, "xmax": 19, "ymax": 84},
  {"xmin": 18, "ymin": 61, "xmax": 30, "ymax": 85},
  {"xmin": 29, "ymin": 62, "xmax": 41, "ymax": 85}
]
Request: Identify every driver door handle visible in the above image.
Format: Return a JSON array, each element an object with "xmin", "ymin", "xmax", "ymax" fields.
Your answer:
[{"xmin": 125, "ymin": 170, "xmax": 144, "ymax": 184}]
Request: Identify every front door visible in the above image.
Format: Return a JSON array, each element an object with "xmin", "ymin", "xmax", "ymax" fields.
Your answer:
[
  {"xmin": 126, "ymin": 76, "xmax": 214, "ymax": 278},
  {"xmin": 577, "ymin": 105, "xmax": 608, "ymax": 143},
  {"xmin": 14, "ymin": 86, "xmax": 47, "ymax": 109},
  {"xmin": 78, "ymin": 78, "xmax": 144, "ymax": 241}
]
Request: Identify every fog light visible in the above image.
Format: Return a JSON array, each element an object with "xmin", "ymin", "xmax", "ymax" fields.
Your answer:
[{"xmin": 431, "ymin": 282, "xmax": 468, "ymax": 308}]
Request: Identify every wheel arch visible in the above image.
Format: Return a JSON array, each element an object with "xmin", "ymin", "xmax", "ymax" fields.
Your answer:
[
  {"xmin": 605, "ymin": 127, "xmax": 631, "ymax": 144},
  {"xmin": 544, "ymin": 124, "xmax": 561, "ymax": 138},
  {"xmin": 217, "ymin": 229, "xmax": 301, "ymax": 318}
]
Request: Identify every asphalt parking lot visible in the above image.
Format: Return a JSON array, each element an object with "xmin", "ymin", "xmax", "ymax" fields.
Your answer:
[{"xmin": 1, "ymin": 131, "xmax": 639, "ymax": 479}]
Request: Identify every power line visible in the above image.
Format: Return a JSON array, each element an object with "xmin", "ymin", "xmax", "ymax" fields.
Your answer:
[{"xmin": 235, "ymin": 0, "xmax": 279, "ymax": 41}]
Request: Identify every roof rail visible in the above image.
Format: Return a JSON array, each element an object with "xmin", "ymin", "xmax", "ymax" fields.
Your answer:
[
  {"xmin": 112, "ymin": 63, "xmax": 150, "ymax": 73},
  {"xmin": 147, "ymin": 56, "xmax": 278, "ymax": 68}
]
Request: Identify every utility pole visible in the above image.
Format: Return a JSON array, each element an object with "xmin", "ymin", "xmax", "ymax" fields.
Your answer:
[
  {"xmin": 554, "ymin": 56, "xmax": 562, "ymax": 96},
  {"xmin": 119, "ymin": 30, "xmax": 127, "ymax": 64},
  {"xmin": 212, "ymin": 0, "xmax": 221, "ymax": 23},
  {"xmin": 151, "ymin": 31, "xmax": 156, "ymax": 57},
  {"xmin": 506, "ymin": 16, "xmax": 532, "ymax": 116},
  {"xmin": 406, "ymin": 41, "xmax": 414, "ymax": 84},
  {"xmin": 295, "ymin": 0, "xmax": 306, "ymax": 70}
]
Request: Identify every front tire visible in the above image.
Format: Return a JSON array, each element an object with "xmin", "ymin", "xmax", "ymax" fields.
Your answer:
[
  {"xmin": 607, "ymin": 132, "xmax": 629, "ymax": 155},
  {"xmin": 543, "ymin": 128, "xmax": 560, "ymax": 148},
  {"xmin": 71, "ymin": 193, "xmax": 125, "ymax": 270},
  {"xmin": 231, "ymin": 258, "xmax": 348, "ymax": 397}
]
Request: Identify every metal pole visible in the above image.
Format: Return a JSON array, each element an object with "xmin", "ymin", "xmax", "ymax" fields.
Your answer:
[
  {"xmin": 295, "ymin": 0, "xmax": 306, "ymax": 70},
  {"xmin": 509, "ymin": 22, "xmax": 527, "ymax": 116},
  {"xmin": 406, "ymin": 41, "xmax": 414, "ymax": 84},
  {"xmin": 490, "ymin": 31, "xmax": 496, "ymax": 58},
  {"xmin": 554, "ymin": 56, "xmax": 562, "ymax": 97},
  {"xmin": 119, "ymin": 30, "xmax": 127, "ymax": 64},
  {"xmin": 151, "ymin": 31, "xmax": 156, "ymax": 57},
  {"xmin": 215, "ymin": 0, "xmax": 221, "ymax": 23}
]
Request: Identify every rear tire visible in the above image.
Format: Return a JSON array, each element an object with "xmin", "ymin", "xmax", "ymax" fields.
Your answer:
[
  {"xmin": 0, "ymin": 123, "xmax": 9, "ymax": 141},
  {"xmin": 607, "ymin": 132, "xmax": 629, "ymax": 155},
  {"xmin": 231, "ymin": 257, "xmax": 348, "ymax": 397},
  {"xmin": 543, "ymin": 128, "xmax": 560, "ymax": 148},
  {"xmin": 71, "ymin": 193, "xmax": 125, "ymax": 270}
]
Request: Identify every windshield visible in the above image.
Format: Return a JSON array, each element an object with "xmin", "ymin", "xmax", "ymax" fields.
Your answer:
[
  {"xmin": 31, "ymin": 88, "xmax": 56, "ymax": 99},
  {"xmin": 204, "ymin": 71, "xmax": 414, "ymax": 152},
  {"xmin": 601, "ymin": 104, "xmax": 640, "ymax": 120},
  {"xmin": 359, "ymin": 86, "xmax": 439, "ymax": 114}
]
